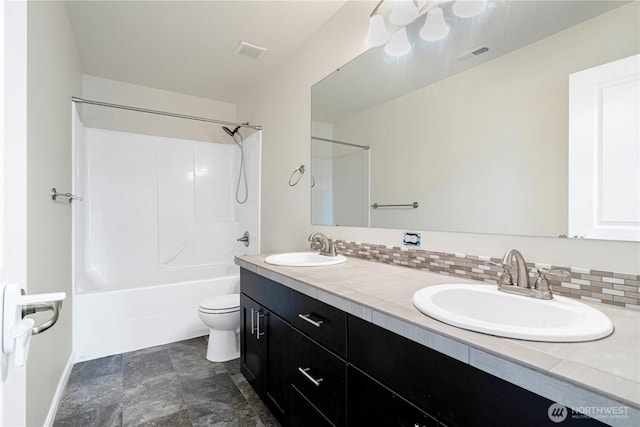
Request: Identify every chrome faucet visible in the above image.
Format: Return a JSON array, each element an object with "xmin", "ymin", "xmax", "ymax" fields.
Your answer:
[{"xmin": 308, "ymin": 232, "xmax": 337, "ymax": 257}]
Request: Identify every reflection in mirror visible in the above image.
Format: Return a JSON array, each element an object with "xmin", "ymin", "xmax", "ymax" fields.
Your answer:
[
  {"xmin": 311, "ymin": 0, "xmax": 639, "ymax": 241},
  {"xmin": 311, "ymin": 129, "xmax": 370, "ymax": 227}
]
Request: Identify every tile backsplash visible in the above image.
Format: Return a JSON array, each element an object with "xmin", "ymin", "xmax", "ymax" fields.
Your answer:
[{"xmin": 334, "ymin": 240, "xmax": 640, "ymax": 310}]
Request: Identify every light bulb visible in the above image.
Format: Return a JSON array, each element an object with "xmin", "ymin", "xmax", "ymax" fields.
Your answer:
[
  {"xmin": 452, "ymin": 0, "xmax": 487, "ymax": 18},
  {"xmin": 389, "ymin": 0, "xmax": 419, "ymax": 26},
  {"xmin": 385, "ymin": 28, "xmax": 411, "ymax": 56},
  {"xmin": 420, "ymin": 7, "xmax": 449, "ymax": 41},
  {"xmin": 365, "ymin": 14, "xmax": 391, "ymax": 48}
]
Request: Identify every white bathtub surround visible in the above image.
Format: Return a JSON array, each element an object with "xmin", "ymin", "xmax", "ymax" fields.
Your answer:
[
  {"xmin": 73, "ymin": 276, "xmax": 239, "ymax": 362},
  {"xmin": 72, "ymin": 109, "xmax": 260, "ymax": 360}
]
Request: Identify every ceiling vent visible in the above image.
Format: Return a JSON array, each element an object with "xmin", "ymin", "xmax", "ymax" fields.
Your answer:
[
  {"xmin": 233, "ymin": 41, "xmax": 267, "ymax": 60},
  {"xmin": 456, "ymin": 46, "xmax": 491, "ymax": 62}
]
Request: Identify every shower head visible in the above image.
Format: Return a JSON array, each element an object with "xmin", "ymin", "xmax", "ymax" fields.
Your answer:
[{"xmin": 223, "ymin": 126, "xmax": 241, "ymax": 137}]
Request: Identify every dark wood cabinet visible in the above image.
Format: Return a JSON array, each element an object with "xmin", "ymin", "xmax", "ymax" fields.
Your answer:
[
  {"xmin": 240, "ymin": 271, "xmax": 292, "ymax": 425},
  {"xmin": 348, "ymin": 314, "xmax": 603, "ymax": 427},
  {"xmin": 240, "ymin": 268, "xmax": 603, "ymax": 427},
  {"xmin": 347, "ymin": 365, "xmax": 438, "ymax": 427},
  {"xmin": 290, "ymin": 290, "xmax": 347, "ymax": 358},
  {"xmin": 291, "ymin": 386, "xmax": 334, "ymax": 427},
  {"xmin": 291, "ymin": 330, "xmax": 346, "ymax": 426},
  {"xmin": 240, "ymin": 293, "xmax": 262, "ymax": 387}
]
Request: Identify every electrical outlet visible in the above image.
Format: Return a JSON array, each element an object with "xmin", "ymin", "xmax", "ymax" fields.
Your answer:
[{"xmin": 403, "ymin": 232, "xmax": 421, "ymax": 247}]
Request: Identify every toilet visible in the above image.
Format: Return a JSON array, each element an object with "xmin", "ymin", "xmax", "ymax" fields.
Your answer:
[{"xmin": 198, "ymin": 293, "xmax": 241, "ymax": 362}]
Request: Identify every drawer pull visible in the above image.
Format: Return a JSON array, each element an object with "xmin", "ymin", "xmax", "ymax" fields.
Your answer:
[
  {"xmin": 298, "ymin": 313, "xmax": 324, "ymax": 328},
  {"xmin": 298, "ymin": 367, "xmax": 323, "ymax": 386}
]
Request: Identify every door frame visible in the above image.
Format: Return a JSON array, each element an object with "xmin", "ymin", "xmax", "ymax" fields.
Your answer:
[{"xmin": 1, "ymin": 1, "xmax": 28, "ymax": 425}]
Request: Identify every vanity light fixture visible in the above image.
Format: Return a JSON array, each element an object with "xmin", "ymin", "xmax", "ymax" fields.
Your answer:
[
  {"xmin": 420, "ymin": 6, "xmax": 449, "ymax": 41},
  {"xmin": 452, "ymin": 0, "xmax": 487, "ymax": 18},
  {"xmin": 365, "ymin": 0, "xmax": 488, "ymax": 54},
  {"xmin": 389, "ymin": 0, "xmax": 420, "ymax": 25},
  {"xmin": 385, "ymin": 27, "xmax": 412, "ymax": 56},
  {"xmin": 365, "ymin": 14, "xmax": 391, "ymax": 47}
]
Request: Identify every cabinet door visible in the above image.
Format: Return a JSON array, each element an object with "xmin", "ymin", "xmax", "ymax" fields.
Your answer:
[
  {"xmin": 263, "ymin": 310, "xmax": 292, "ymax": 424},
  {"xmin": 240, "ymin": 294, "xmax": 262, "ymax": 389},
  {"xmin": 347, "ymin": 365, "xmax": 438, "ymax": 427}
]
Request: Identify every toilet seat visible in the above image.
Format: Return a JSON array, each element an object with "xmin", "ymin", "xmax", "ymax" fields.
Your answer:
[{"xmin": 199, "ymin": 294, "xmax": 240, "ymax": 314}]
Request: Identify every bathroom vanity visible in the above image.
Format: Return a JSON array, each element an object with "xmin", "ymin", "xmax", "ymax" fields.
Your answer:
[{"xmin": 236, "ymin": 255, "xmax": 639, "ymax": 426}]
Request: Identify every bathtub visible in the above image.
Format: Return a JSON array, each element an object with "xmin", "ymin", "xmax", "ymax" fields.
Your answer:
[{"xmin": 73, "ymin": 269, "xmax": 239, "ymax": 362}]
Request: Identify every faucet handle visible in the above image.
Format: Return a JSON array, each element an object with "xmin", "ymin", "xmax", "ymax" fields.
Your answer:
[
  {"xmin": 486, "ymin": 260, "xmax": 513, "ymax": 285},
  {"xmin": 536, "ymin": 268, "xmax": 570, "ymax": 279},
  {"xmin": 533, "ymin": 268, "xmax": 569, "ymax": 300}
]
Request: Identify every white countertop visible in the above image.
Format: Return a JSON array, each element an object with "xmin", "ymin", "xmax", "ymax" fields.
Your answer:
[{"xmin": 236, "ymin": 254, "xmax": 640, "ymax": 425}]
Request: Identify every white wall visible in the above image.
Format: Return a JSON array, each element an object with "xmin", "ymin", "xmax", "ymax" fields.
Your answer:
[
  {"xmin": 26, "ymin": 2, "xmax": 82, "ymax": 425},
  {"xmin": 238, "ymin": 1, "xmax": 640, "ymax": 274}
]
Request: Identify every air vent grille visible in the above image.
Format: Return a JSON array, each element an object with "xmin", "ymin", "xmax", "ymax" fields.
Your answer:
[
  {"xmin": 456, "ymin": 46, "xmax": 491, "ymax": 62},
  {"xmin": 233, "ymin": 41, "xmax": 267, "ymax": 60}
]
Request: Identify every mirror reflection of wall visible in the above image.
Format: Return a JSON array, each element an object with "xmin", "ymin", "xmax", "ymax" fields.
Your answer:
[
  {"xmin": 311, "ymin": 121, "xmax": 370, "ymax": 227},
  {"xmin": 311, "ymin": 1, "xmax": 639, "ymax": 240}
]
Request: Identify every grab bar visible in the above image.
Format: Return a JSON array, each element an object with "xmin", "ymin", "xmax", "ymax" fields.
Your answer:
[{"xmin": 371, "ymin": 202, "xmax": 419, "ymax": 209}]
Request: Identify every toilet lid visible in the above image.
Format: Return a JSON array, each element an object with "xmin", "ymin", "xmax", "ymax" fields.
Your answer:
[{"xmin": 200, "ymin": 294, "xmax": 240, "ymax": 311}]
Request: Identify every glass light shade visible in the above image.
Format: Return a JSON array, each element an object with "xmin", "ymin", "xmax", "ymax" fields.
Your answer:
[
  {"xmin": 385, "ymin": 28, "xmax": 411, "ymax": 56},
  {"xmin": 452, "ymin": 0, "xmax": 487, "ymax": 18},
  {"xmin": 389, "ymin": 0, "xmax": 419, "ymax": 26},
  {"xmin": 420, "ymin": 7, "xmax": 450, "ymax": 41},
  {"xmin": 365, "ymin": 14, "xmax": 391, "ymax": 47}
]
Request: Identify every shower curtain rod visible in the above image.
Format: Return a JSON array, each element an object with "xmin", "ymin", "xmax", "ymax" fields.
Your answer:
[
  {"xmin": 311, "ymin": 136, "xmax": 370, "ymax": 150},
  {"xmin": 71, "ymin": 97, "xmax": 262, "ymax": 131}
]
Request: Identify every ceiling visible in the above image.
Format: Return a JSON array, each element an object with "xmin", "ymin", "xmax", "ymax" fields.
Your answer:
[{"xmin": 65, "ymin": 0, "xmax": 349, "ymax": 105}]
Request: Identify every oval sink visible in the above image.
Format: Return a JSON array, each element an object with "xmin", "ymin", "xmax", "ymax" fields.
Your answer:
[
  {"xmin": 264, "ymin": 252, "xmax": 347, "ymax": 267},
  {"xmin": 412, "ymin": 284, "xmax": 613, "ymax": 342}
]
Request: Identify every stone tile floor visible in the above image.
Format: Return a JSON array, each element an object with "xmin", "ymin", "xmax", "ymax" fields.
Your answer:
[{"xmin": 53, "ymin": 336, "xmax": 280, "ymax": 427}]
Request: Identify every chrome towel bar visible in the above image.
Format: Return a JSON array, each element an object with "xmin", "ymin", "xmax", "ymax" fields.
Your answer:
[{"xmin": 371, "ymin": 202, "xmax": 419, "ymax": 209}]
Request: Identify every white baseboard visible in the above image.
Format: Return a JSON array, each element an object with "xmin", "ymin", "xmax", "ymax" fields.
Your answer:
[{"xmin": 43, "ymin": 352, "xmax": 74, "ymax": 427}]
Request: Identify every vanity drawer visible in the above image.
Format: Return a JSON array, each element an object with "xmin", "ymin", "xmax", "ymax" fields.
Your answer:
[
  {"xmin": 347, "ymin": 315, "xmax": 600, "ymax": 427},
  {"xmin": 291, "ymin": 289, "xmax": 346, "ymax": 357},
  {"xmin": 240, "ymin": 268, "xmax": 291, "ymax": 321},
  {"xmin": 292, "ymin": 330, "xmax": 346, "ymax": 426},
  {"xmin": 347, "ymin": 365, "xmax": 438, "ymax": 427},
  {"xmin": 291, "ymin": 386, "xmax": 334, "ymax": 427}
]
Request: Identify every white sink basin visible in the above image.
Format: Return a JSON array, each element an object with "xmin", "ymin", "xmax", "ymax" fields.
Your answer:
[
  {"xmin": 412, "ymin": 284, "xmax": 613, "ymax": 342},
  {"xmin": 264, "ymin": 252, "xmax": 347, "ymax": 267}
]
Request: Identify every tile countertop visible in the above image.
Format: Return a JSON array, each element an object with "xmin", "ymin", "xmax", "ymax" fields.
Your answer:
[{"xmin": 236, "ymin": 254, "xmax": 640, "ymax": 424}]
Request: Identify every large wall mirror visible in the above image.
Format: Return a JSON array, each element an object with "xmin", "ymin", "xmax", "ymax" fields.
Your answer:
[{"xmin": 311, "ymin": 0, "xmax": 639, "ymax": 241}]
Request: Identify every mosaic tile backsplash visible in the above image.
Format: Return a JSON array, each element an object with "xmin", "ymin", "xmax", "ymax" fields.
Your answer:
[{"xmin": 333, "ymin": 240, "xmax": 640, "ymax": 310}]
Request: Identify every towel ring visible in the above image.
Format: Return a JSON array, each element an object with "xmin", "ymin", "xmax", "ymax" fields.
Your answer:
[{"xmin": 289, "ymin": 165, "xmax": 305, "ymax": 187}]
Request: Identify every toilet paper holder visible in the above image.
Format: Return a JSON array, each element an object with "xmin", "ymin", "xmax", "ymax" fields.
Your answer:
[
  {"xmin": 22, "ymin": 300, "xmax": 63, "ymax": 335},
  {"xmin": 2, "ymin": 283, "xmax": 66, "ymax": 370}
]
